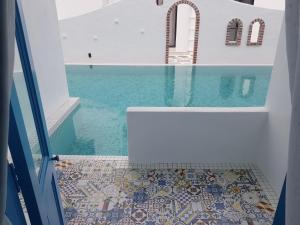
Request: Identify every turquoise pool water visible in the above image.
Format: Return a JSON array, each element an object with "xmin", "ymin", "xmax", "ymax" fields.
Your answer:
[{"xmin": 50, "ymin": 65, "xmax": 271, "ymax": 156}]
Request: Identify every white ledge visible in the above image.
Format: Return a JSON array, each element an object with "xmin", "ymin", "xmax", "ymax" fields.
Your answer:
[
  {"xmin": 127, "ymin": 106, "xmax": 268, "ymax": 113},
  {"xmin": 47, "ymin": 97, "xmax": 80, "ymax": 135}
]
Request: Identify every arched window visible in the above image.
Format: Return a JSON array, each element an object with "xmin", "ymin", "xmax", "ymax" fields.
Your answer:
[
  {"xmin": 247, "ymin": 19, "xmax": 265, "ymax": 46},
  {"xmin": 156, "ymin": 0, "xmax": 163, "ymax": 6},
  {"xmin": 225, "ymin": 18, "xmax": 243, "ymax": 46},
  {"xmin": 165, "ymin": 0, "xmax": 200, "ymax": 64}
]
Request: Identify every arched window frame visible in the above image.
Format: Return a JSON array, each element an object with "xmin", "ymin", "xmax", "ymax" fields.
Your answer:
[
  {"xmin": 165, "ymin": 0, "xmax": 200, "ymax": 64},
  {"xmin": 247, "ymin": 18, "xmax": 265, "ymax": 46},
  {"xmin": 225, "ymin": 18, "xmax": 243, "ymax": 46}
]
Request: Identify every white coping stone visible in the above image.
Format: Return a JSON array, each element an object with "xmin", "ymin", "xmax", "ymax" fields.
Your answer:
[
  {"xmin": 127, "ymin": 106, "xmax": 268, "ymax": 113},
  {"xmin": 64, "ymin": 63, "xmax": 274, "ymax": 67},
  {"xmin": 47, "ymin": 97, "xmax": 80, "ymax": 135}
]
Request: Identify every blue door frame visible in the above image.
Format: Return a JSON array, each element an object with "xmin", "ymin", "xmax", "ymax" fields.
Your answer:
[
  {"xmin": 273, "ymin": 178, "xmax": 286, "ymax": 225},
  {"xmin": 8, "ymin": 0, "xmax": 65, "ymax": 224},
  {"xmin": 6, "ymin": 0, "xmax": 286, "ymax": 223},
  {"xmin": 5, "ymin": 162, "xmax": 27, "ymax": 225}
]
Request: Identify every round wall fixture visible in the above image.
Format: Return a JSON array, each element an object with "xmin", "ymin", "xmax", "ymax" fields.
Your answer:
[
  {"xmin": 140, "ymin": 29, "xmax": 145, "ymax": 34},
  {"xmin": 114, "ymin": 19, "xmax": 119, "ymax": 24},
  {"xmin": 62, "ymin": 33, "xmax": 67, "ymax": 40},
  {"xmin": 93, "ymin": 35, "xmax": 99, "ymax": 41}
]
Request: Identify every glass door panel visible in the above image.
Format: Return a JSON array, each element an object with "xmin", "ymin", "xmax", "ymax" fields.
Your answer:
[{"xmin": 13, "ymin": 43, "xmax": 43, "ymax": 176}]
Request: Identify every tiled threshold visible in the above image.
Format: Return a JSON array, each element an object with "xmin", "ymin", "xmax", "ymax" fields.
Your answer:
[{"xmin": 57, "ymin": 156, "xmax": 278, "ymax": 225}]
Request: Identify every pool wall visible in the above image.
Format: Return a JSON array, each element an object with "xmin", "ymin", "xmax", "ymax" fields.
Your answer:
[{"xmin": 127, "ymin": 107, "xmax": 267, "ymax": 164}]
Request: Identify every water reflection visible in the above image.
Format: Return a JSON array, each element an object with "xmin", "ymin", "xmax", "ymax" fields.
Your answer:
[
  {"xmin": 164, "ymin": 66, "xmax": 175, "ymax": 106},
  {"xmin": 239, "ymin": 76, "xmax": 256, "ymax": 98},
  {"xmin": 50, "ymin": 107, "xmax": 96, "ymax": 155},
  {"xmin": 219, "ymin": 76, "xmax": 235, "ymax": 99},
  {"xmin": 165, "ymin": 68, "xmax": 259, "ymax": 107},
  {"xmin": 50, "ymin": 65, "xmax": 271, "ymax": 156},
  {"xmin": 164, "ymin": 66, "xmax": 195, "ymax": 106}
]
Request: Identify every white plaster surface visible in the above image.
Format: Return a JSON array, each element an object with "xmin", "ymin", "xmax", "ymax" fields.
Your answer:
[
  {"xmin": 47, "ymin": 97, "xmax": 80, "ymax": 136},
  {"xmin": 127, "ymin": 107, "xmax": 268, "ymax": 164},
  {"xmin": 20, "ymin": 0, "xmax": 70, "ymax": 118},
  {"xmin": 254, "ymin": 0, "xmax": 285, "ymax": 10},
  {"xmin": 55, "ymin": 0, "xmax": 120, "ymax": 20},
  {"xmin": 256, "ymin": 22, "xmax": 291, "ymax": 195}
]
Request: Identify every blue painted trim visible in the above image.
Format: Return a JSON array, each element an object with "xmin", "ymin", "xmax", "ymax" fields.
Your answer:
[
  {"xmin": 273, "ymin": 177, "xmax": 286, "ymax": 225},
  {"xmin": 10, "ymin": 0, "xmax": 66, "ymax": 224},
  {"xmin": 9, "ymin": 85, "xmax": 46, "ymax": 225},
  {"xmin": 5, "ymin": 162, "xmax": 27, "ymax": 225}
]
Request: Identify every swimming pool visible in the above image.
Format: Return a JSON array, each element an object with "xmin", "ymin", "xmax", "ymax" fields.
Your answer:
[{"xmin": 50, "ymin": 65, "xmax": 271, "ymax": 156}]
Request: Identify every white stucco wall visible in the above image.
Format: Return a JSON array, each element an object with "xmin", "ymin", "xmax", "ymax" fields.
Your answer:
[
  {"xmin": 20, "ymin": 0, "xmax": 70, "ymax": 118},
  {"xmin": 127, "ymin": 107, "xmax": 268, "ymax": 164},
  {"xmin": 55, "ymin": 0, "xmax": 103, "ymax": 20},
  {"xmin": 55, "ymin": 0, "xmax": 120, "ymax": 20},
  {"xmin": 256, "ymin": 22, "xmax": 291, "ymax": 194},
  {"xmin": 58, "ymin": 0, "xmax": 283, "ymax": 65},
  {"xmin": 254, "ymin": 0, "xmax": 285, "ymax": 10}
]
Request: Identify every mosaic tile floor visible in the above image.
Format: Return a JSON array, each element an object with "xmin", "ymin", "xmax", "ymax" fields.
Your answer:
[{"xmin": 56, "ymin": 158, "xmax": 277, "ymax": 225}]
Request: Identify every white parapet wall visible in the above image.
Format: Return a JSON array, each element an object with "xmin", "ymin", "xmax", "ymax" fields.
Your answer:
[
  {"xmin": 58, "ymin": 0, "xmax": 283, "ymax": 65},
  {"xmin": 46, "ymin": 97, "xmax": 80, "ymax": 136},
  {"xmin": 127, "ymin": 107, "xmax": 268, "ymax": 164},
  {"xmin": 19, "ymin": 0, "xmax": 79, "ymax": 129},
  {"xmin": 256, "ymin": 21, "xmax": 291, "ymax": 195},
  {"xmin": 20, "ymin": 0, "xmax": 70, "ymax": 118}
]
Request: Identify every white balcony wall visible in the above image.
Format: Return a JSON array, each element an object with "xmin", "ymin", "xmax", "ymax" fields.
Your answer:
[
  {"xmin": 127, "ymin": 107, "xmax": 268, "ymax": 164},
  {"xmin": 256, "ymin": 21, "xmax": 291, "ymax": 194},
  {"xmin": 20, "ymin": 0, "xmax": 70, "ymax": 119}
]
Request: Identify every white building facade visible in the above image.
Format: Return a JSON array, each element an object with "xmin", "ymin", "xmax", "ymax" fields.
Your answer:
[{"xmin": 57, "ymin": 0, "xmax": 283, "ymax": 65}]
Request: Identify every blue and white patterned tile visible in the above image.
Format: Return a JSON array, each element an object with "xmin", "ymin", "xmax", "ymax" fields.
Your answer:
[{"xmin": 56, "ymin": 159, "xmax": 277, "ymax": 225}]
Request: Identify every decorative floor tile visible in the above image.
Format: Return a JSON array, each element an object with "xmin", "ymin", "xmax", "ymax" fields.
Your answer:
[{"xmin": 56, "ymin": 159, "xmax": 277, "ymax": 225}]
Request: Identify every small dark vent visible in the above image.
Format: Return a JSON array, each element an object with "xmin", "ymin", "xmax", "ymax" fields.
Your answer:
[{"xmin": 156, "ymin": 0, "xmax": 163, "ymax": 6}]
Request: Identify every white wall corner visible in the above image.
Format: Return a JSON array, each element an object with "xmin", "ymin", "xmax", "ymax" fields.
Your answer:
[
  {"xmin": 20, "ymin": 0, "xmax": 71, "ymax": 118},
  {"xmin": 256, "ymin": 20, "xmax": 291, "ymax": 195}
]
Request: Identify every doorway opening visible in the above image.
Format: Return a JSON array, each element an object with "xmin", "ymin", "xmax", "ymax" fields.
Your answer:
[{"xmin": 165, "ymin": 0, "xmax": 200, "ymax": 64}]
